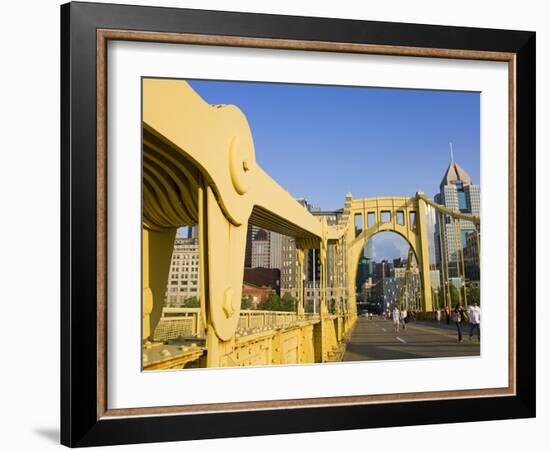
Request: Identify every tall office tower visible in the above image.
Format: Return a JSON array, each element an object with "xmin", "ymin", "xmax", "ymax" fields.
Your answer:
[
  {"xmin": 247, "ymin": 225, "xmax": 283, "ymax": 269},
  {"xmin": 280, "ymin": 234, "xmax": 299, "ymax": 298},
  {"xmin": 279, "ymin": 198, "xmax": 348, "ymax": 308},
  {"xmin": 186, "ymin": 225, "xmax": 198, "ymax": 239},
  {"xmin": 374, "ymin": 260, "xmax": 392, "ymax": 280},
  {"xmin": 393, "ymin": 257, "xmax": 405, "ymax": 268},
  {"xmin": 269, "ymin": 231, "xmax": 282, "ymax": 269},
  {"xmin": 362, "ymin": 240, "xmax": 375, "ymax": 285},
  {"xmin": 356, "ymin": 254, "xmax": 370, "ymax": 293},
  {"xmin": 251, "ymin": 228, "xmax": 271, "ymax": 268},
  {"xmin": 164, "ymin": 237, "xmax": 200, "ymax": 307},
  {"xmin": 279, "ymin": 199, "xmax": 310, "ymax": 298},
  {"xmin": 434, "ymin": 159, "xmax": 480, "ymax": 280},
  {"xmin": 245, "ymin": 225, "xmax": 265, "ymax": 268},
  {"xmin": 244, "ymin": 224, "xmax": 254, "ymax": 268}
]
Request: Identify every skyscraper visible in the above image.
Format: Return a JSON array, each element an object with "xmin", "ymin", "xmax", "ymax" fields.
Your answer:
[
  {"xmin": 269, "ymin": 231, "xmax": 282, "ymax": 269},
  {"xmin": 164, "ymin": 237, "xmax": 200, "ymax": 307},
  {"xmin": 279, "ymin": 198, "xmax": 348, "ymax": 309},
  {"xmin": 280, "ymin": 234, "xmax": 299, "ymax": 298},
  {"xmin": 251, "ymin": 228, "xmax": 271, "ymax": 268},
  {"xmin": 434, "ymin": 159, "xmax": 480, "ymax": 280},
  {"xmin": 279, "ymin": 199, "xmax": 312, "ymax": 299},
  {"xmin": 355, "ymin": 240, "xmax": 375, "ymax": 294},
  {"xmin": 245, "ymin": 225, "xmax": 283, "ymax": 270},
  {"xmin": 186, "ymin": 226, "xmax": 198, "ymax": 239},
  {"xmin": 356, "ymin": 254, "xmax": 370, "ymax": 293}
]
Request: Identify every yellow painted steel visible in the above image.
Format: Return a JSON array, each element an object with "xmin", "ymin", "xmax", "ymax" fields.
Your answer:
[
  {"xmin": 142, "ymin": 78, "xmax": 323, "ymax": 348},
  {"xmin": 417, "ymin": 193, "xmax": 480, "ymax": 224},
  {"xmin": 332, "ymin": 195, "xmax": 434, "ymax": 314},
  {"xmin": 142, "ymin": 79, "xmax": 478, "ymax": 368},
  {"xmin": 142, "ymin": 228, "xmax": 177, "ymax": 343}
]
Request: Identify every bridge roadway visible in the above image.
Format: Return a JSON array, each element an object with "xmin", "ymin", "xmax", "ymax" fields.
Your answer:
[{"xmin": 343, "ymin": 316, "xmax": 480, "ymax": 361}]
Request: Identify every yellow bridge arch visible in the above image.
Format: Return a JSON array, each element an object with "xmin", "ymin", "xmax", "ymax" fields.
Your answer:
[{"xmin": 334, "ymin": 194, "xmax": 434, "ymax": 313}]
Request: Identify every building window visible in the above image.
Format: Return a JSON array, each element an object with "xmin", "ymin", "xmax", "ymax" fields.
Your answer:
[{"xmin": 457, "ymin": 190, "xmax": 468, "ymax": 212}]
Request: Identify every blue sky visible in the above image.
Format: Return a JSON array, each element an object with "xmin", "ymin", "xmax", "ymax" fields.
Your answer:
[{"xmin": 188, "ymin": 79, "xmax": 480, "ymax": 261}]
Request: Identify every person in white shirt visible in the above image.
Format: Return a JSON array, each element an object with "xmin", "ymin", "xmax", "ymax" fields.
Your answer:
[
  {"xmin": 392, "ymin": 306, "xmax": 400, "ymax": 332},
  {"xmin": 468, "ymin": 302, "xmax": 481, "ymax": 341},
  {"xmin": 436, "ymin": 309, "xmax": 441, "ymax": 325}
]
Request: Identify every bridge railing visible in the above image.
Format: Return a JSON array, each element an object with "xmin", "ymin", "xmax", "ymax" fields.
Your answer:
[
  {"xmin": 152, "ymin": 307, "xmax": 201, "ymax": 341},
  {"xmin": 237, "ymin": 310, "xmax": 305, "ymax": 330},
  {"xmin": 153, "ymin": 307, "xmax": 312, "ymax": 341}
]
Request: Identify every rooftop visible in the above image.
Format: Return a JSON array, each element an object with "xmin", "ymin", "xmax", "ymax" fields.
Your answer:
[{"xmin": 440, "ymin": 160, "xmax": 471, "ymax": 188}]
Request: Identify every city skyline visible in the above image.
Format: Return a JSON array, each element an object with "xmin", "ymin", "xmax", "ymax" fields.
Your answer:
[{"xmin": 189, "ymin": 79, "xmax": 479, "ymax": 262}]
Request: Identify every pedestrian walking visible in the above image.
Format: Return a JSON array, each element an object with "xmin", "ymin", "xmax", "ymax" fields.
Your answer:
[
  {"xmin": 436, "ymin": 308, "xmax": 441, "ymax": 325},
  {"xmin": 445, "ymin": 306, "xmax": 451, "ymax": 325},
  {"xmin": 400, "ymin": 308, "xmax": 408, "ymax": 331},
  {"xmin": 452, "ymin": 305, "xmax": 463, "ymax": 342},
  {"xmin": 460, "ymin": 306, "xmax": 468, "ymax": 329},
  {"xmin": 468, "ymin": 302, "xmax": 481, "ymax": 341},
  {"xmin": 392, "ymin": 306, "xmax": 400, "ymax": 333}
]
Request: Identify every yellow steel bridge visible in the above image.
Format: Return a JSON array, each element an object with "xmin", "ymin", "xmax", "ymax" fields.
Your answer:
[{"xmin": 142, "ymin": 79, "xmax": 480, "ymax": 369}]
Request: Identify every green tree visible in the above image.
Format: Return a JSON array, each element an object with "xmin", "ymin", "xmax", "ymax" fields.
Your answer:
[
  {"xmin": 257, "ymin": 292, "xmax": 297, "ymax": 312},
  {"xmin": 450, "ymin": 285, "xmax": 460, "ymax": 308},
  {"xmin": 467, "ymin": 284, "xmax": 480, "ymax": 306},
  {"xmin": 183, "ymin": 296, "xmax": 199, "ymax": 307},
  {"xmin": 257, "ymin": 292, "xmax": 280, "ymax": 311},
  {"xmin": 241, "ymin": 295, "xmax": 253, "ymax": 310},
  {"xmin": 280, "ymin": 292, "xmax": 297, "ymax": 312}
]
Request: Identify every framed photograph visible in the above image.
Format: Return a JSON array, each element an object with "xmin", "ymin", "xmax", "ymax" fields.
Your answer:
[{"xmin": 61, "ymin": 1, "xmax": 535, "ymax": 447}]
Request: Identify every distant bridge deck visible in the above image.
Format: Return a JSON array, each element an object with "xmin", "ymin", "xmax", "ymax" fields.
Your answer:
[{"xmin": 343, "ymin": 317, "xmax": 480, "ymax": 361}]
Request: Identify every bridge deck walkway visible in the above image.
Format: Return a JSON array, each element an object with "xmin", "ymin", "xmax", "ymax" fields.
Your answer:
[{"xmin": 343, "ymin": 317, "xmax": 480, "ymax": 361}]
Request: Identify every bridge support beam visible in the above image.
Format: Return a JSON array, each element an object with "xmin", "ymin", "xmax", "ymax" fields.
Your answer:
[
  {"xmin": 142, "ymin": 227, "xmax": 177, "ymax": 342},
  {"xmin": 416, "ymin": 194, "xmax": 434, "ymax": 312},
  {"xmin": 297, "ymin": 248, "xmax": 305, "ymax": 318}
]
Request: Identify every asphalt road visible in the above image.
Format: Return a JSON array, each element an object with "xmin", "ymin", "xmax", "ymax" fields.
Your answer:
[{"xmin": 342, "ymin": 316, "xmax": 480, "ymax": 361}]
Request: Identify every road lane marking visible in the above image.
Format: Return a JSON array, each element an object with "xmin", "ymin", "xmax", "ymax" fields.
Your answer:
[
  {"xmin": 381, "ymin": 328, "xmax": 387, "ymax": 332},
  {"xmin": 396, "ymin": 337, "xmax": 407, "ymax": 344},
  {"xmin": 409, "ymin": 323, "xmax": 467, "ymax": 341}
]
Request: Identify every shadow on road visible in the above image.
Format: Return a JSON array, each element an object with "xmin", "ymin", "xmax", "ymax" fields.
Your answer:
[{"xmin": 343, "ymin": 317, "xmax": 480, "ymax": 362}]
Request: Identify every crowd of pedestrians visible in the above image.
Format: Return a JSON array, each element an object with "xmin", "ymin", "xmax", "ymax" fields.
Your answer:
[
  {"xmin": 434, "ymin": 302, "xmax": 481, "ymax": 343},
  {"xmin": 381, "ymin": 302, "xmax": 481, "ymax": 342},
  {"xmin": 388, "ymin": 306, "xmax": 413, "ymax": 333}
]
